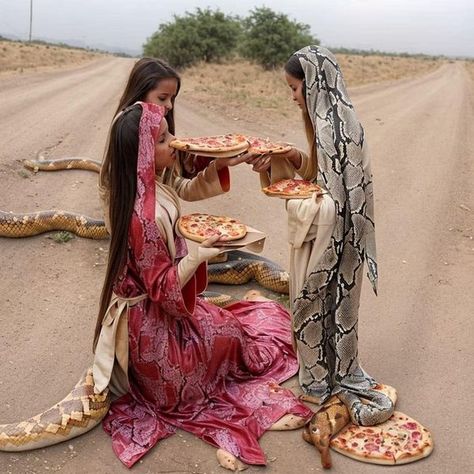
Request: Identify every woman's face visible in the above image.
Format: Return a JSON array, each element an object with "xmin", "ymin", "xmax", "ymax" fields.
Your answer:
[
  {"xmin": 285, "ymin": 72, "xmax": 306, "ymax": 111},
  {"xmin": 145, "ymin": 78, "xmax": 179, "ymax": 114},
  {"xmin": 154, "ymin": 119, "xmax": 176, "ymax": 172}
]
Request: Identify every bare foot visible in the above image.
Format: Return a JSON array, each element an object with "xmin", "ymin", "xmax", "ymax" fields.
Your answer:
[
  {"xmin": 269, "ymin": 414, "xmax": 307, "ymax": 431},
  {"xmin": 216, "ymin": 449, "xmax": 248, "ymax": 471},
  {"xmin": 244, "ymin": 290, "xmax": 271, "ymax": 302}
]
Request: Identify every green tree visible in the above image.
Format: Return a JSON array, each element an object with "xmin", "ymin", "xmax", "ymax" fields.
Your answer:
[
  {"xmin": 239, "ymin": 7, "xmax": 318, "ymax": 69},
  {"xmin": 143, "ymin": 8, "xmax": 241, "ymax": 68}
]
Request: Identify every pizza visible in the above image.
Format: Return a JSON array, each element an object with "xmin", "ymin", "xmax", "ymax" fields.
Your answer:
[
  {"xmin": 246, "ymin": 136, "xmax": 292, "ymax": 155},
  {"xmin": 330, "ymin": 411, "xmax": 433, "ymax": 465},
  {"xmin": 262, "ymin": 178, "xmax": 324, "ymax": 198},
  {"xmin": 177, "ymin": 213, "xmax": 247, "ymax": 243},
  {"xmin": 170, "ymin": 134, "xmax": 249, "ymax": 158}
]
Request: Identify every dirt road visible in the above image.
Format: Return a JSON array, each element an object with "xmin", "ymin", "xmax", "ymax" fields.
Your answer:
[{"xmin": 1, "ymin": 57, "xmax": 473, "ymax": 473}]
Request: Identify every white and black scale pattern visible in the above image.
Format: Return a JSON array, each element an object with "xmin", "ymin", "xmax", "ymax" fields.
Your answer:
[{"xmin": 292, "ymin": 46, "xmax": 393, "ymax": 426}]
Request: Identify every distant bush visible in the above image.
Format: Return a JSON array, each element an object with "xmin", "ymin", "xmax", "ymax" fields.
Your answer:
[
  {"xmin": 143, "ymin": 8, "xmax": 241, "ymax": 69},
  {"xmin": 238, "ymin": 7, "xmax": 318, "ymax": 69},
  {"xmin": 330, "ymin": 46, "xmax": 443, "ymax": 60}
]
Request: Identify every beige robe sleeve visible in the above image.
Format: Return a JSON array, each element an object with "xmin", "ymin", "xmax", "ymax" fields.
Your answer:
[
  {"xmin": 253, "ymin": 148, "xmax": 335, "ymax": 305},
  {"xmin": 162, "ymin": 160, "xmax": 227, "ymax": 201},
  {"xmin": 259, "ymin": 150, "xmax": 313, "ymax": 188},
  {"xmin": 287, "ymin": 194, "xmax": 336, "ymax": 307}
]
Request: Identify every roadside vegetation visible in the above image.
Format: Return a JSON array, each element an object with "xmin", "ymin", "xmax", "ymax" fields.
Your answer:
[
  {"xmin": 0, "ymin": 38, "xmax": 105, "ymax": 73},
  {"xmin": 144, "ymin": 7, "xmax": 318, "ymax": 69}
]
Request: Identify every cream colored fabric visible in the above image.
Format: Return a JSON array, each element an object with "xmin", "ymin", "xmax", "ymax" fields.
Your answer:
[
  {"xmin": 92, "ymin": 293, "xmax": 147, "ymax": 396},
  {"xmin": 155, "ymin": 182, "xmax": 181, "ymax": 259},
  {"xmin": 177, "ymin": 242, "xmax": 222, "ymax": 287},
  {"xmin": 161, "ymin": 159, "xmax": 225, "ymax": 201},
  {"xmin": 258, "ymin": 150, "xmax": 335, "ymax": 307},
  {"xmin": 287, "ymin": 194, "xmax": 335, "ymax": 304}
]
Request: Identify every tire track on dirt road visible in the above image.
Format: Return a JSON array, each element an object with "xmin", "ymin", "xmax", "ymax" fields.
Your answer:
[{"xmin": 0, "ymin": 59, "xmax": 472, "ymax": 473}]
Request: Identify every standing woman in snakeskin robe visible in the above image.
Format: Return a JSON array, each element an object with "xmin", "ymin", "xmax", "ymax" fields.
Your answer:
[{"xmin": 246, "ymin": 45, "xmax": 395, "ymax": 426}]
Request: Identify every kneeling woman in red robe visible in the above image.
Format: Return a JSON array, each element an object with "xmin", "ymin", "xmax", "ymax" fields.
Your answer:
[{"xmin": 92, "ymin": 102, "xmax": 312, "ymax": 469}]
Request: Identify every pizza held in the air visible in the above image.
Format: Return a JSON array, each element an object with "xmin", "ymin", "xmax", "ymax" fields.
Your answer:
[
  {"xmin": 330, "ymin": 411, "xmax": 434, "ymax": 465},
  {"xmin": 246, "ymin": 136, "xmax": 292, "ymax": 155},
  {"xmin": 262, "ymin": 178, "xmax": 324, "ymax": 198},
  {"xmin": 177, "ymin": 213, "xmax": 247, "ymax": 243},
  {"xmin": 169, "ymin": 134, "xmax": 249, "ymax": 157}
]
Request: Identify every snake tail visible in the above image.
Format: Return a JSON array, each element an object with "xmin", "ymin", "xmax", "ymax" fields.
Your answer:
[{"xmin": 0, "ymin": 367, "xmax": 110, "ymax": 452}]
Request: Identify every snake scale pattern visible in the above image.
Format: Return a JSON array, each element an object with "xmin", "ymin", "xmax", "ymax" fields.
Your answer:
[
  {"xmin": 0, "ymin": 368, "xmax": 110, "ymax": 451},
  {"xmin": 0, "ymin": 157, "xmax": 291, "ymax": 451},
  {"xmin": 291, "ymin": 46, "xmax": 393, "ymax": 426},
  {"xmin": 1, "ymin": 157, "xmax": 289, "ymax": 294}
]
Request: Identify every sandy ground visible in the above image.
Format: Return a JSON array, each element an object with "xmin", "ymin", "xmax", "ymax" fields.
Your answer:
[{"xmin": 0, "ymin": 57, "xmax": 473, "ymax": 474}]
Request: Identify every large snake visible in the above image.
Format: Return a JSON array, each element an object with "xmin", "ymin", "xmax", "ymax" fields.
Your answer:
[
  {"xmin": 0, "ymin": 367, "xmax": 110, "ymax": 451},
  {"xmin": 0, "ymin": 157, "xmax": 290, "ymax": 451},
  {"xmin": 0, "ymin": 158, "xmax": 290, "ymax": 295}
]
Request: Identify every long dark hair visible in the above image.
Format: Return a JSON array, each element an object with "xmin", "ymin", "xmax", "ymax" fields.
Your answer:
[
  {"xmin": 115, "ymin": 57, "xmax": 180, "ymax": 134},
  {"xmin": 284, "ymin": 55, "xmax": 318, "ymax": 174},
  {"xmin": 100, "ymin": 58, "xmax": 180, "ymax": 204},
  {"xmin": 93, "ymin": 105, "xmax": 142, "ymax": 351}
]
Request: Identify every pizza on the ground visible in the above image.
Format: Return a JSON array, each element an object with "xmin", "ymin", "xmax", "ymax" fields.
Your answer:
[
  {"xmin": 330, "ymin": 411, "xmax": 433, "ymax": 465},
  {"xmin": 177, "ymin": 213, "xmax": 247, "ymax": 243}
]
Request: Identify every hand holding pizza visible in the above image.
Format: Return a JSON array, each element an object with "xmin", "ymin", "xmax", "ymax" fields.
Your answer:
[
  {"xmin": 214, "ymin": 153, "xmax": 249, "ymax": 170},
  {"xmin": 245, "ymin": 153, "xmax": 272, "ymax": 173},
  {"xmin": 244, "ymin": 147, "xmax": 302, "ymax": 173},
  {"xmin": 200, "ymin": 232, "xmax": 227, "ymax": 247}
]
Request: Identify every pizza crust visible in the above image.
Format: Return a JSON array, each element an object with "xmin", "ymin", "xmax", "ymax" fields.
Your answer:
[
  {"xmin": 183, "ymin": 147, "xmax": 248, "ymax": 158},
  {"xmin": 177, "ymin": 213, "xmax": 247, "ymax": 243},
  {"xmin": 330, "ymin": 411, "xmax": 433, "ymax": 465},
  {"xmin": 246, "ymin": 136, "xmax": 292, "ymax": 155},
  {"xmin": 262, "ymin": 178, "xmax": 324, "ymax": 199},
  {"xmin": 170, "ymin": 134, "xmax": 249, "ymax": 154}
]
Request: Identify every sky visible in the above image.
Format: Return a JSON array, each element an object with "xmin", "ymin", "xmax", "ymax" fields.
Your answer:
[{"xmin": 0, "ymin": 0, "xmax": 473, "ymax": 58}]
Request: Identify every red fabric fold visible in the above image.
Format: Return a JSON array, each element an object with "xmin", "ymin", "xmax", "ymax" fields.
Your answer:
[{"xmin": 104, "ymin": 103, "xmax": 312, "ymax": 468}]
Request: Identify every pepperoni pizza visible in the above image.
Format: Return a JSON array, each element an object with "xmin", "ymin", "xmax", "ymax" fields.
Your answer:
[
  {"xmin": 177, "ymin": 213, "xmax": 247, "ymax": 243},
  {"xmin": 170, "ymin": 134, "xmax": 249, "ymax": 158},
  {"xmin": 262, "ymin": 178, "xmax": 324, "ymax": 198}
]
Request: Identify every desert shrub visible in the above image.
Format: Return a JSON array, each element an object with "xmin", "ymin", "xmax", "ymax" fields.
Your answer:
[
  {"xmin": 143, "ymin": 8, "xmax": 241, "ymax": 69},
  {"xmin": 238, "ymin": 7, "xmax": 318, "ymax": 69}
]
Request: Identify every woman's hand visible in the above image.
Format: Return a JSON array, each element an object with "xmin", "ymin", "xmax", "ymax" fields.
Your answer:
[
  {"xmin": 201, "ymin": 232, "xmax": 225, "ymax": 248},
  {"xmin": 246, "ymin": 153, "xmax": 271, "ymax": 172},
  {"xmin": 243, "ymin": 147, "xmax": 302, "ymax": 173},
  {"xmin": 273, "ymin": 148, "xmax": 302, "ymax": 168},
  {"xmin": 214, "ymin": 153, "xmax": 249, "ymax": 170}
]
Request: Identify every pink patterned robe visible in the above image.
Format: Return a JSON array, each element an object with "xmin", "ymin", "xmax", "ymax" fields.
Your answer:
[{"xmin": 99, "ymin": 103, "xmax": 312, "ymax": 467}]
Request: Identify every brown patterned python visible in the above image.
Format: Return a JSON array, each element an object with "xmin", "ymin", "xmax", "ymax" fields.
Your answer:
[
  {"xmin": 301, "ymin": 384, "xmax": 397, "ymax": 469},
  {"xmin": 0, "ymin": 158, "xmax": 290, "ymax": 295},
  {"xmin": 0, "ymin": 368, "xmax": 110, "ymax": 451},
  {"xmin": 0, "ymin": 158, "xmax": 107, "ymax": 239}
]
